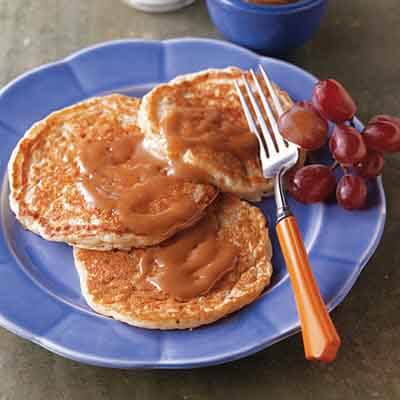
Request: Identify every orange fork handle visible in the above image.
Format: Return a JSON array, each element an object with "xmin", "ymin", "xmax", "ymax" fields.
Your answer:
[{"xmin": 276, "ymin": 216, "xmax": 341, "ymax": 362}]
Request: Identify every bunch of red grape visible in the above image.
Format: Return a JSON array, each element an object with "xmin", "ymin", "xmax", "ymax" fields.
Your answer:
[{"xmin": 278, "ymin": 79, "xmax": 400, "ymax": 210}]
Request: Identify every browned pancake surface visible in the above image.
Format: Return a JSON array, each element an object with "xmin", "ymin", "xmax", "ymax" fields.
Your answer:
[
  {"xmin": 74, "ymin": 195, "xmax": 272, "ymax": 329},
  {"xmin": 9, "ymin": 95, "xmax": 218, "ymax": 250},
  {"xmin": 139, "ymin": 67, "xmax": 305, "ymax": 200}
]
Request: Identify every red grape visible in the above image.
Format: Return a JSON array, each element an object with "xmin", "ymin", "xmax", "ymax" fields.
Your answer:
[
  {"xmin": 278, "ymin": 101, "xmax": 328, "ymax": 150},
  {"xmin": 329, "ymin": 124, "xmax": 367, "ymax": 166},
  {"xmin": 363, "ymin": 115, "xmax": 400, "ymax": 153},
  {"xmin": 312, "ymin": 79, "xmax": 357, "ymax": 123},
  {"xmin": 287, "ymin": 164, "xmax": 336, "ymax": 204},
  {"xmin": 336, "ymin": 175, "xmax": 367, "ymax": 210},
  {"xmin": 355, "ymin": 150, "xmax": 384, "ymax": 178},
  {"xmin": 369, "ymin": 114, "xmax": 400, "ymax": 127}
]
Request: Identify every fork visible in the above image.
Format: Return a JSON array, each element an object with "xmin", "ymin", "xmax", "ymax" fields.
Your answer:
[{"xmin": 235, "ymin": 65, "xmax": 341, "ymax": 363}]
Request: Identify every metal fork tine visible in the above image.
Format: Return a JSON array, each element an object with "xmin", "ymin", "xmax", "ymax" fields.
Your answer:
[
  {"xmin": 234, "ymin": 80, "xmax": 259, "ymax": 137},
  {"xmin": 250, "ymin": 69, "xmax": 287, "ymax": 151},
  {"xmin": 234, "ymin": 80, "xmax": 270, "ymax": 163},
  {"xmin": 241, "ymin": 76, "xmax": 277, "ymax": 156},
  {"xmin": 259, "ymin": 65, "xmax": 284, "ymax": 117}
]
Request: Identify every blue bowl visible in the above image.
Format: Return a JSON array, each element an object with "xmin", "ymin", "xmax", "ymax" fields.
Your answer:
[{"xmin": 206, "ymin": 0, "xmax": 327, "ymax": 54}]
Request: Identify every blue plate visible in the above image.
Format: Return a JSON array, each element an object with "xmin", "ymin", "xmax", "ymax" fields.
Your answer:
[{"xmin": 0, "ymin": 38, "xmax": 386, "ymax": 369}]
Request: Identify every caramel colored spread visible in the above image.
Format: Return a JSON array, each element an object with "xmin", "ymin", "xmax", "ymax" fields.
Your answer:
[
  {"xmin": 78, "ymin": 133, "xmax": 236, "ymax": 301},
  {"xmin": 137, "ymin": 214, "xmax": 238, "ymax": 301},
  {"xmin": 75, "ymin": 96, "xmax": 247, "ymax": 301},
  {"xmin": 162, "ymin": 107, "xmax": 259, "ymax": 176},
  {"xmin": 78, "ymin": 135, "xmax": 197, "ymax": 235}
]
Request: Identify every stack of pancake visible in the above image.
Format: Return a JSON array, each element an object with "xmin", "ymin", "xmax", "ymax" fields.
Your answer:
[{"xmin": 8, "ymin": 67, "xmax": 300, "ymax": 329}]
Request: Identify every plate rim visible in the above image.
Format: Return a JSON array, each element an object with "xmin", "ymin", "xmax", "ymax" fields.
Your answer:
[{"xmin": 0, "ymin": 37, "xmax": 387, "ymax": 368}]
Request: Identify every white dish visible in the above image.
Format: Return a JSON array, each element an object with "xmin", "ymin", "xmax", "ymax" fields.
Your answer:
[{"xmin": 122, "ymin": 0, "xmax": 195, "ymax": 12}]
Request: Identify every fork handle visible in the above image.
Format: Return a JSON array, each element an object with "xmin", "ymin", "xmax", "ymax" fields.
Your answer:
[{"xmin": 276, "ymin": 215, "xmax": 341, "ymax": 363}]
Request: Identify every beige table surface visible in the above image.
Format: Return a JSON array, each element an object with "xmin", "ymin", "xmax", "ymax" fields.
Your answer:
[{"xmin": 0, "ymin": 1, "xmax": 399, "ymax": 399}]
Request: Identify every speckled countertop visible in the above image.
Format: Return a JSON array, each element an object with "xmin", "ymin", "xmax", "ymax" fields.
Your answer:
[{"xmin": 0, "ymin": 0, "xmax": 399, "ymax": 398}]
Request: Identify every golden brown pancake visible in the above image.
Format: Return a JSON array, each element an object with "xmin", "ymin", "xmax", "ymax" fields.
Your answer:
[
  {"xmin": 139, "ymin": 67, "xmax": 305, "ymax": 201},
  {"xmin": 8, "ymin": 95, "xmax": 218, "ymax": 250},
  {"xmin": 73, "ymin": 195, "xmax": 272, "ymax": 329}
]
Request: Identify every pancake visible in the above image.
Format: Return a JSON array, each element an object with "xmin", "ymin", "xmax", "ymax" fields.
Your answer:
[
  {"xmin": 9, "ymin": 95, "xmax": 218, "ymax": 251},
  {"xmin": 139, "ymin": 67, "xmax": 305, "ymax": 201},
  {"xmin": 73, "ymin": 194, "xmax": 272, "ymax": 330}
]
